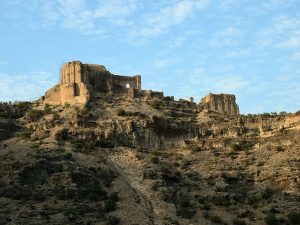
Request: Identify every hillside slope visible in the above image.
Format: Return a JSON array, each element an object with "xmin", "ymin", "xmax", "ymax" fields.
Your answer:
[{"xmin": 0, "ymin": 93, "xmax": 299, "ymax": 225}]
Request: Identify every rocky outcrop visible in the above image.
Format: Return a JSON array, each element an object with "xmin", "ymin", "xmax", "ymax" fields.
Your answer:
[{"xmin": 200, "ymin": 93, "xmax": 239, "ymax": 116}]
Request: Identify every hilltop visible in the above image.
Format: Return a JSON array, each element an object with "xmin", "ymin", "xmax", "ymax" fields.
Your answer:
[{"xmin": 0, "ymin": 61, "xmax": 299, "ymax": 225}]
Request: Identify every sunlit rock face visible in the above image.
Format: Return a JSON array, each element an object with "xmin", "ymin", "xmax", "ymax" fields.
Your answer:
[{"xmin": 200, "ymin": 93, "xmax": 240, "ymax": 116}]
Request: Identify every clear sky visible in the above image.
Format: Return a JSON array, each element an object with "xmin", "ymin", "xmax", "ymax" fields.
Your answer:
[{"xmin": 0, "ymin": 0, "xmax": 299, "ymax": 114}]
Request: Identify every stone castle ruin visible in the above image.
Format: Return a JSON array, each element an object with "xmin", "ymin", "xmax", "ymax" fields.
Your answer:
[
  {"xmin": 43, "ymin": 61, "xmax": 141, "ymax": 105},
  {"xmin": 43, "ymin": 61, "xmax": 239, "ymax": 116}
]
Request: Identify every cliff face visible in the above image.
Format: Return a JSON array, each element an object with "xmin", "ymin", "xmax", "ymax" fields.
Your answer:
[{"xmin": 200, "ymin": 93, "xmax": 239, "ymax": 116}]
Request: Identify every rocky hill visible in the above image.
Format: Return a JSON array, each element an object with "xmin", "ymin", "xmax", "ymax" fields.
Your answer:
[{"xmin": 0, "ymin": 62, "xmax": 299, "ymax": 225}]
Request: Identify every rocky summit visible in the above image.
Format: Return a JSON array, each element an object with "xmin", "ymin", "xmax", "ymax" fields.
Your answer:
[{"xmin": 0, "ymin": 61, "xmax": 299, "ymax": 225}]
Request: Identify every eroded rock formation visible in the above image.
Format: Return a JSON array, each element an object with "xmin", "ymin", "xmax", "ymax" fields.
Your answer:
[{"xmin": 200, "ymin": 93, "xmax": 239, "ymax": 116}]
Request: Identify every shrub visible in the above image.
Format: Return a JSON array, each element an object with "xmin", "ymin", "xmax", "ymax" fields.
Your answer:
[
  {"xmin": 44, "ymin": 104, "xmax": 51, "ymax": 114},
  {"xmin": 287, "ymin": 211, "xmax": 300, "ymax": 225},
  {"xmin": 17, "ymin": 131, "xmax": 32, "ymax": 139},
  {"xmin": 63, "ymin": 152, "xmax": 73, "ymax": 160},
  {"xmin": 212, "ymin": 195, "xmax": 230, "ymax": 206},
  {"xmin": 55, "ymin": 129, "xmax": 69, "ymax": 141},
  {"xmin": 202, "ymin": 204, "xmax": 211, "ymax": 211},
  {"xmin": 233, "ymin": 218, "xmax": 247, "ymax": 225},
  {"xmin": 150, "ymin": 100, "xmax": 160, "ymax": 109},
  {"xmin": 230, "ymin": 143, "xmax": 241, "ymax": 151},
  {"xmin": 116, "ymin": 108, "xmax": 126, "ymax": 116},
  {"xmin": 210, "ymin": 215, "xmax": 223, "ymax": 224},
  {"xmin": 203, "ymin": 211, "xmax": 210, "ymax": 219},
  {"xmin": 150, "ymin": 156, "xmax": 159, "ymax": 164},
  {"xmin": 276, "ymin": 146, "xmax": 284, "ymax": 152},
  {"xmin": 176, "ymin": 207, "xmax": 195, "ymax": 219},
  {"xmin": 106, "ymin": 216, "xmax": 120, "ymax": 225},
  {"xmin": 265, "ymin": 214, "xmax": 279, "ymax": 225},
  {"xmin": 247, "ymin": 195, "xmax": 259, "ymax": 205},
  {"xmin": 191, "ymin": 146, "xmax": 202, "ymax": 153},
  {"xmin": 178, "ymin": 195, "xmax": 191, "ymax": 208},
  {"xmin": 32, "ymin": 192, "xmax": 46, "ymax": 201},
  {"xmin": 27, "ymin": 109, "xmax": 44, "ymax": 122},
  {"xmin": 108, "ymin": 192, "xmax": 119, "ymax": 201},
  {"xmin": 181, "ymin": 160, "xmax": 190, "ymax": 169},
  {"xmin": 262, "ymin": 187, "xmax": 275, "ymax": 200},
  {"xmin": 30, "ymin": 143, "xmax": 40, "ymax": 149},
  {"xmin": 104, "ymin": 199, "xmax": 117, "ymax": 212}
]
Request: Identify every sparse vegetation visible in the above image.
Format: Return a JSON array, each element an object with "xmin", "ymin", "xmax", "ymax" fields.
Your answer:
[
  {"xmin": 265, "ymin": 214, "xmax": 279, "ymax": 225},
  {"xmin": 26, "ymin": 109, "xmax": 44, "ymax": 122},
  {"xmin": 17, "ymin": 130, "xmax": 32, "ymax": 139},
  {"xmin": 262, "ymin": 187, "xmax": 275, "ymax": 200},
  {"xmin": 233, "ymin": 218, "xmax": 247, "ymax": 225},
  {"xmin": 287, "ymin": 211, "xmax": 300, "ymax": 225},
  {"xmin": 150, "ymin": 100, "xmax": 160, "ymax": 109},
  {"xmin": 116, "ymin": 108, "xmax": 126, "ymax": 116},
  {"xmin": 210, "ymin": 215, "xmax": 223, "ymax": 224},
  {"xmin": 44, "ymin": 104, "xmax": 51, "ymax": 114}
]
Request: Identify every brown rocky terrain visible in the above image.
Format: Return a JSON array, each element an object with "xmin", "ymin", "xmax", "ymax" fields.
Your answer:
[{"xmin": 0, "ymin": 62, "xmax": 299, "ymax": 225}]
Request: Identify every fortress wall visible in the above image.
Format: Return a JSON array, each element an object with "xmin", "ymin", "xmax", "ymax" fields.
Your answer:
[
  {"xmin": 112, "ymin": 75, "xmax": 141, "ymax": 90},
  {"xmin": 60, "ymin": 61, "xmax": 141, "ymax": 92}
]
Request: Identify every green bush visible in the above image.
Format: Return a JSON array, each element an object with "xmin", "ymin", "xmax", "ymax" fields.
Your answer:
[
  {"xmin": 27, "ymin": 109, "xmax": 44, "ymax": 122},
  {"xmin": 55, "ymin": 129, "xmax": 69, "ymax": 141},
  {"xmin": 176, "ymin": 207, "xmax": 195, "ymax": 219},
  {"xmin": 30, "ymin": 143, "xmax": 40, "ymax": 149},
  {"xmin": 44, "ymin": 104, "xmax": 51, "ymax": 114},
  {"xmin": 116, "ymin": 108, "xmax": 126, "ymax": 116},
  {"xmin": 276, "ymin": 146, "xmax": 284, "ymax": 152},
  {"xmin": 262, "ymin": 187, "xmax": 275, "ymax": 199},
  {"xmin": 17, "ymin": 131, "xmax": 32, "ymax": 139},
  {"xmin": 150, "ymin": 156, "xmax": 159, "ymax": 164},
  {"xmin": 202, "ymin": 204, "xmax": 211, "ymax": 211},
  {"xmin": 106, "ymin": 216, "xmax": 120, "ymax": 225},
  {"xmin": 265, "ymin": 214, "xmax": 279, "ymax": 225},
  {"xmin": 181, "ymin": 160, "xmax": 190, "ymax": 169},
  {"xmin": 287, "ymin": 211, "xmax": 300, "ymax": 225},
  {"xmin": 108, "ymin": 192, "xmax": 119, "ymax": 201},
  {"xmin": 178, "ymin": 195, "xmax": 191, "ymax": 208},
  {"xmin": 191, "ymin": 146, "xmax": 202, "ymax": 153},
  {"xmin": 150, "ymin": 100, "xmax": 160, "ymax": 109},
  {"xmin": 210, "ymin": 215, "xmax": 223, "ymax": 224},
  {"xmin": 233, "ymin": 218, "xmax": 247, "ymax": 225},
  {"xmin": 247, "ymin": 195, "xmax": 259, "ymax": 205},
  {"xmin": 104, "ymin": 199, "xmax": 117, "ymax": 212},
  {"xmin": 230, "ymin": 143, "xmax": 241, "ymax": 151}
]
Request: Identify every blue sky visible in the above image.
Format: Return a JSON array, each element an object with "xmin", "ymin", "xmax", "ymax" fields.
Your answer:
[{"xmin": 0, "ymin": 0, "xmax": 299, "ymax": 114}]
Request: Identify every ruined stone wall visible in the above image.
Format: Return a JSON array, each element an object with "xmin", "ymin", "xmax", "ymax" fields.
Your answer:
[
  {"xmin": 112, "ymin": 75, "xmax": 141, "ymax": 90},
  {"xmin": 60, "ymin": 61, "xmax": 141, "ymax": 92},
  {"xmin": 43, "ymin": 83, "xmax": 89, "ymax": 105},
  {"xmin": 60, "ymin": 61, "xmax": 83, "ymax": 84},
  {"xmin": 44, "ymin": 61, "xmax": 142, "ymax": 105},
  {"xmin": 200, "ymin": 93, "xmax": 239, "ymax": 116}
]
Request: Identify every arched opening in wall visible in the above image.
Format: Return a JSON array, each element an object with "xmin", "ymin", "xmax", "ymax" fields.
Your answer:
[{"xmin": 126, "ymin": 83, "xmax": 130, "ymax": 89}]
